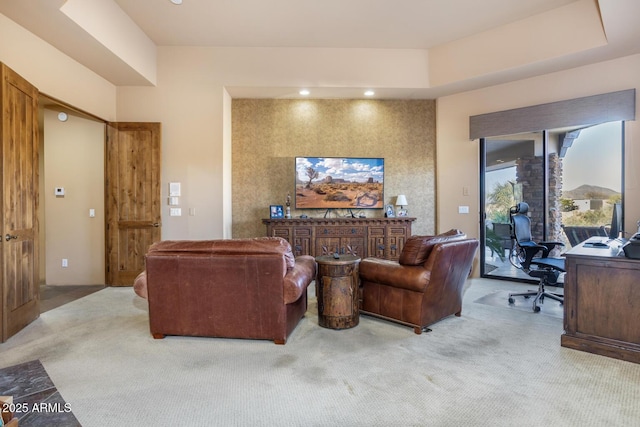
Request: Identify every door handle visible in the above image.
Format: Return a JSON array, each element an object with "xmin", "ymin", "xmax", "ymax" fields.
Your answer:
[
  {"xmin": 153, "ymin": 223, "xmax": 161, "ymax": 227},
  {"xmin": 5, "ymin": 234, "xmax": 18, "ymax": 241}
]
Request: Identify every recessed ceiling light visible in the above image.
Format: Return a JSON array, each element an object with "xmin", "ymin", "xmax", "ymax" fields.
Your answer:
[
  {"xmin": 364, "ymin": 90, "xmax": 375, "ymax": 97},
  {"xmin": 57, "ymin": 112, "xmax": 68, "ymax": 122},
  {"xmin": 299, "ymin": 89, "xmax": 310, "ymax": 96},
  {"xmin": 170, "ymin": 0, "xmax": 182, "ymax": 4}
]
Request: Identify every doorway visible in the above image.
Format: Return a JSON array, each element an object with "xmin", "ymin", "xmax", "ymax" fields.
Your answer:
[
  {"xmin": 39, "ymin": 97, "xmax": 162, "ymax": 288},
  {"xmin": 40, "ymin": 101, "xmax": 106, "ymax": 286}
]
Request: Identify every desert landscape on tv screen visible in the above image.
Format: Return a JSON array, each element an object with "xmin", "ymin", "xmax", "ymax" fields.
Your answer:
[{"xmin": 295, "ymin": 157, "xmax": 384, "ymax": 209}]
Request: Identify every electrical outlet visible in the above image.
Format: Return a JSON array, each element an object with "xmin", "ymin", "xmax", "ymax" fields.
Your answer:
[{"xmin": 62, "ymin": 258, "xmax": 68, "ymax": 268}]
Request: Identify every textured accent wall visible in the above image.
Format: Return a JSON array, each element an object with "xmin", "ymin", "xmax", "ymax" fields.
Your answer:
[{"xmin": 232, "ymin": 99, "xmax": 436, "ymax": 238}]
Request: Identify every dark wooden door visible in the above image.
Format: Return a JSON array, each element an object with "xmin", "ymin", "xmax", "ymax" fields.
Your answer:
[
  {"xmin": 105, "ymin": 122, "xmax": 161, "ymax": 286},
  {"xmin": 1, "ymin": 63, "xmax": 40, "ymax": 342}
]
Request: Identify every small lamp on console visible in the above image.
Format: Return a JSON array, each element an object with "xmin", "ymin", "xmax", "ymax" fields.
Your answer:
[{"xmin": 396, "ymin": 195, "xmax": 408, "ymax": 217}]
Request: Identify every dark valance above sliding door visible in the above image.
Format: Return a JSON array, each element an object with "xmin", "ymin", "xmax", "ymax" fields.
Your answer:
[{"xmin": 469, "ymin": 89, "xmax": 636, "ymax": 140}]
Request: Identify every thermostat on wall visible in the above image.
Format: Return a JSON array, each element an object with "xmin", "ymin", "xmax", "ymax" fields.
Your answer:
[{"xmin": 54, "ymin": 187, "xmax": 65, "ymax": 196}]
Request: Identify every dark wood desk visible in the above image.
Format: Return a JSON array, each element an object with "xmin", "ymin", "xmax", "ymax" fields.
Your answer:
[{"xmin": 562, "ymin": 241, "xmax": 640, "ymax": 363}]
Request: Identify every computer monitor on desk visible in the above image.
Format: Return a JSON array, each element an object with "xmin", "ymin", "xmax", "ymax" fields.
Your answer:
[
  {"xmin": 581, "ymin": 203, "xmax": 624, "ymax": 248},
  {"xmin": 609, "ymin": 202, "xmax": 623, "ymax": 240}
]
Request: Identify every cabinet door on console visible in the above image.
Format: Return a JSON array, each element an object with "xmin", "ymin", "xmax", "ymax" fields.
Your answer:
[
  {"xmin": 269, "ymin": 225, "xmax": 291, "ymax": 241},
  {"xmin": 316, "ymin": 237, "xmax": 365, "ymax": 257},
  {"xmin": 293, "ymin": 226, "xmax": 312, "ymax": 256},
  {"xmin": 386, "ymin": 226, "xmax": 408, "ymax": 260},
  {"xmin": 368, "ymin": 226, "xmax": 386, "ymax": 258},
  {"xmin": 340, "ymin": 237, "xmax": 365, "ymax": 258},
  {"xmin": 316, "ymin": 237, "xmax": 341, "ymax": 256}
]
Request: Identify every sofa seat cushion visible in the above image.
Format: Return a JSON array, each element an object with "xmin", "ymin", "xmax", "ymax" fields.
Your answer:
[
  {"xmin": 283, "ymin": 255, "xmax": 317, "ymax": 304},
  {"xmin": 147, "ymin": 237, "xmax": 296, "ymax": 270},
  {"xmin": 399, "ymin": 229, "xmax": 465, "ymax": 266},
  {"xmin": 360, "ymin": 258, "xmax": 428, "ymax": 292}
]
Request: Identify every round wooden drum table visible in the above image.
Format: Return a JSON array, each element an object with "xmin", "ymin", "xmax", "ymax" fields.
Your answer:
[{"xmin": 315, "ymin": 255, "xmax": 361, "ymax": 330}]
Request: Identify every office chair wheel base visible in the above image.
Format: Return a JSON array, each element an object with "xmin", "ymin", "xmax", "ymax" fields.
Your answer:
[
  {"xmin": 533, "ymin": 305, "xmax": 541, "ymax": 313},
  {"xmin": 508, "ymin": 297, "xmax": 515, "ymax": 304}
]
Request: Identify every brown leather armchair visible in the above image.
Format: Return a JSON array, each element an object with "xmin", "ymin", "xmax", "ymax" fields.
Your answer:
[
  {"xmin": 137, "ymin": 237, "xmax": 316, "ymax": 344},
  {"xmin": 359, "ymin": 229, "xmax": 479, "ymax": 334}
]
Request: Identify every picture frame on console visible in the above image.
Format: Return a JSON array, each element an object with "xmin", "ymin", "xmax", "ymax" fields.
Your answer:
[
  {"xmin": 270, "ymin": 205, "xmax": 284, "ymax": 219},
  {"xmin": 385, "ymin": 204, "xmax": 395, "ymax": 217}
]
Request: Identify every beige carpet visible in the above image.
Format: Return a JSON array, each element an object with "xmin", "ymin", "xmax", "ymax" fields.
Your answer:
[
  {"xmin": 0, "ymin": 278, "xmax": 639, "ymax": 426},
  {"xmin": 474, "ymin": 288, "xmax": 564, "ymax": 319}
]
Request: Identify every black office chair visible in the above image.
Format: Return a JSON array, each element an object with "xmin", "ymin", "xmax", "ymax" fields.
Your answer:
[{"xmin": 507, "ymin": 202, "xmax": 565, "ymax": 312}]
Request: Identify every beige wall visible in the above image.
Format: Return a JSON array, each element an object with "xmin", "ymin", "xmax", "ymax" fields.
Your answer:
[
  {"xmin": 0, "ymin": 14, "xmax": 116, "ymax": 120},
  {"xmin": 43, "ymin": 109, "xmax": 105, "ymax": 285},
  {"xmin": 429, "ymin": 0, "xmax": 605, "ymax": 87},
  {"xmin": 437, "ymin": 54, "xmax": 640, "ymax": 241},
  {"xmin": 115, "ymin": 46, "xmax": 433, "ymax": 240},
  {"xmin": 231, "ymin": 99, "xmax": 436, "ymax": 238}
]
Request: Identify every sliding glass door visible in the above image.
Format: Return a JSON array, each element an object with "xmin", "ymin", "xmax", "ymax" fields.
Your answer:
[
  {"xmin": 553, "ymin": 122, "xmax": 623, "ymax": 249},
  {"xmin": 482, "ymin": 132, "xmax": 543, "ymax": 280},
  {"xmin": 481, "ymin": 122, "xmax": 623, "ymax": 281}
]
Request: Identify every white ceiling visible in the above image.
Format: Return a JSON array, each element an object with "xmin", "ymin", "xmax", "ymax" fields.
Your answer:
[
  {"xmin": 2, "ymin": 0, "xmax": 640, "ymax": 98},
  {"xmin": 112, "ymin": 0, "xmax": 577, "ymax": 49}
]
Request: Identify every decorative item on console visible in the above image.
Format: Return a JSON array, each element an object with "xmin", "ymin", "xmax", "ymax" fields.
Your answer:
[
  {"xmin": 385, "ymin": 204, "xmax": 395, "ymax": 217},
  {"xmin": 270, "ymin": 205, "xmax": 284, "ymax": 219},
  {"xmin": 285, "ymin": 193, "xmax": 292, "ymax": 219},
  {"xmin": 396, "ymin": 194, "xmax": 408, "ymax": 217}
]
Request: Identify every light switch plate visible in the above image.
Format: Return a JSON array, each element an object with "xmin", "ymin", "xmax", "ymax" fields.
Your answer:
[
  {"xmin": 169, "ymin": 182, "xmax": 181, "ymax": 197},
  {"xmin": 170, "ymin": 208, "xmax": 182, "ymax": 216},
  {"xmin": 458, "ymin": 206, "xmax": 470, "ymax": 214}
]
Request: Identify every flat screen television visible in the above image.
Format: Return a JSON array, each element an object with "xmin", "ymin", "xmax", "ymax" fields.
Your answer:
[{"xmin": 295, "ymin": 157, "xmax": 384, "ymax": 210}]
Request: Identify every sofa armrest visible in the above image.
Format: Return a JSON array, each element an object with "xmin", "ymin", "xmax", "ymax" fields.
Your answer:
[
  {"xmin": 283, "ymin": 255, "xmax": 317, "ymax": 304},
  {"xmin": 360, "ymin": 258, "xmax": 428, "ymax": 292},
  {"xmin": 133, "ymin": 271, "xmax": 148, "ymax": 299}
]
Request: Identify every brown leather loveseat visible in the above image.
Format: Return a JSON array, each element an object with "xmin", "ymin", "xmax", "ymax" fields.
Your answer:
[
  {"xmin": 137, "ymin": 237, "xmax": 316, "ymax": 344},
  {"xmin": 359, "ymin": 229, "xmax": 479, "ymax": 334}
]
